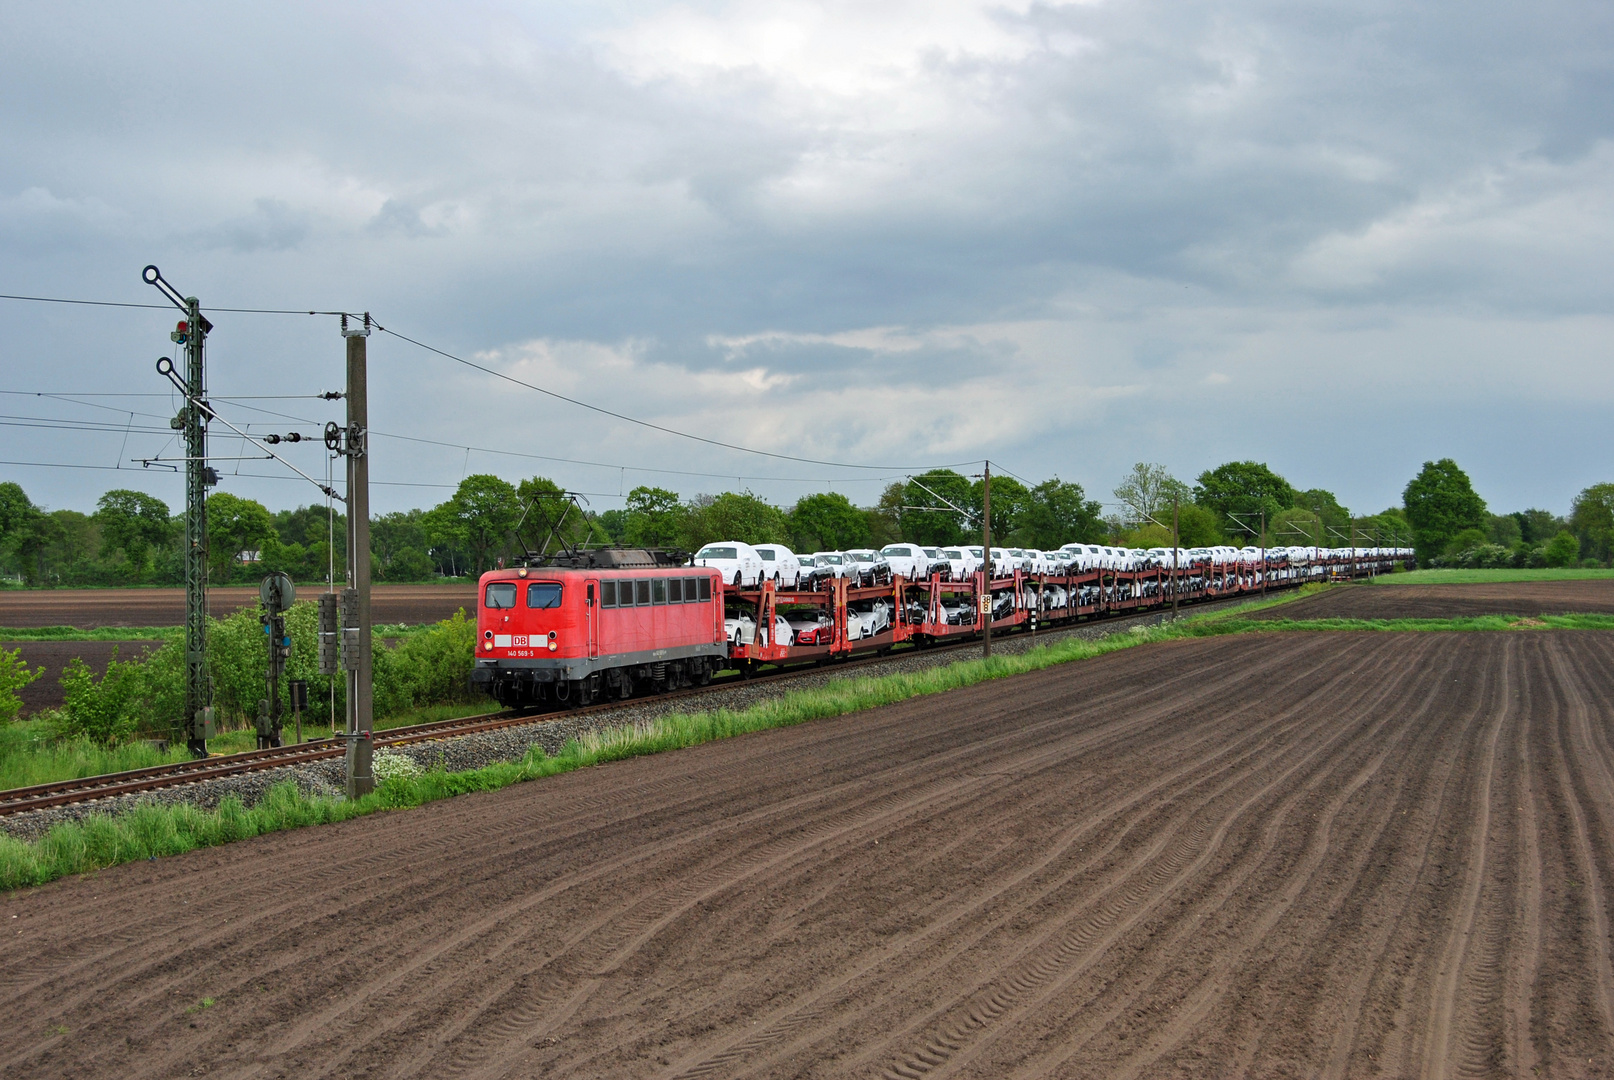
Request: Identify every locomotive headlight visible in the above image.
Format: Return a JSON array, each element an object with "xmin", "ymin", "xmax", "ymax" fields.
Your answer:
[
  {"xmin": 482, "ymin": 641, "xmax": 492, "ymax": 651},
  {"xmin": 483, "ymin": 630, "xmax": 492, "ymax": 640}
]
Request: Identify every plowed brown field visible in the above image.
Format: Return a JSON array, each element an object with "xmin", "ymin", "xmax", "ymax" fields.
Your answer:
[
  {"xmin": 1251, "ymin": 578, "xmax": 1614, "ymax": 620},
  {"xmin": 0, "ymin": 584, "xmax": 477, "ymax": 628},
  {"xmin": 4, "ymin": 630, "xmax": 1613, "ymax": 1078}
]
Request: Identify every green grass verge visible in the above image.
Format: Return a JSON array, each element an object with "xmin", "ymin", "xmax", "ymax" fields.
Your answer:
[
  {"xmin": 0, "ymin": 627, "xmax": 180, "ymax": 641},
  {"xmin": 0, "ymin": 626, "xmax": 1174, "ymax": 891},
  {"xmin": 0, "ymin": 724, "xmax": 192, "ymax": 791},
  {"xmin": 1373, "ymin": 568, "xmax": 1614, "ymax": 585},
  {"xmin": 0, "ymin": 701, "xmax": 498, "ymax": 791}
]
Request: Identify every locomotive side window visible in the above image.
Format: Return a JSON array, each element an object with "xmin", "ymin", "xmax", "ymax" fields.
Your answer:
[
  {"xmin": 636, "ymin": 580, "xmax": 651, "ymax": 606},
  {"xmin": 485, "ymin": 583, "xmax": 517, "ymax": 609},
  {"xmin": 686, "ymin": 577, "xmax": 700, "ymax": 602},
  {"xmin": 526, "ymin": 583, "xmax": 563, "ymax": 608},
  {"xmin": 669, "ymin": 578, "xmax": 683, "ymax": 603},
  {"xmin": 652, "ymin": 579, "xmax": 668, "ymax": 604},
  {"xmin": 601, "ymin": 580, "xmax": 617, "ymax": 607},
  {"xmin": 698, "ymin": 577, "xmax": 712, "ymax": 601}
]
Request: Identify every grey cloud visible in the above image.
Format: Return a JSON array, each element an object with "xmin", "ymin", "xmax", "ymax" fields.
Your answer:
[
  {"xmin": 0, "ymin": 0, "xmax": 1609, "ymax": 521},
  {"xmin": 197, "ymin": 198, "xmax": 310, "ymax": 253}
]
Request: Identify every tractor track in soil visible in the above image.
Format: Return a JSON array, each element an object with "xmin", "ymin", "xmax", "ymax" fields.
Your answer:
[{"xmin": 2, "ymin": 629, "xmax": 1613, "ymax": 1078}]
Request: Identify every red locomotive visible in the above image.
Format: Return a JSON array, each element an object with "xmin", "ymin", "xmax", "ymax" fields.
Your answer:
[{"xmin": 471, "ymin": 548, "xmax": 726, "ymax": 709}]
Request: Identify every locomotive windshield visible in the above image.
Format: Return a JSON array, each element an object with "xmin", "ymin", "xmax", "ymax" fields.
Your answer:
[
  {"xmin": 485, "ymin": 583, "xmax": 517, "ymax": 609},
  {"xmin": 526, "ymin": 583, "xmax": 562, "ymax": 608}
]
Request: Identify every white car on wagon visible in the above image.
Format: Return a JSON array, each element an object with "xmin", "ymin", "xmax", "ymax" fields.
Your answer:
[
  {"xmin": 693, "ymin": 541, "xmax": 764, "ymax": 588},
  {"xmin": 879, "ymin": 543, "xmax": 931, "ymax": 580},
  {"xmin": 753, "ymin": 544, "xmax": 803, "ymax": 588}
]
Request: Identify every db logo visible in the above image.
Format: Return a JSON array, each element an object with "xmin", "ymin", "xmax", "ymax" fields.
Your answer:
[{"xmin": 512, "ymin": 635, "xmax": 528, "ymax": 647}]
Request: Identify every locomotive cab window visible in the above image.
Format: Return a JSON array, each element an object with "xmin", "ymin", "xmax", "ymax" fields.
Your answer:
[
  {"xmin": 669, "ymin": 578, "xmax": 683, "ymax": 603},
  {"xmin": 526, "ymin": 583, "xmax": 563, "ymax": 609},
  {"xmin": 652, "ymin": 579, "xmax": 668, "ymax": 604},
  {"xmin": 698, "ymin": 577, "xmax": 712, "ymax": 601},
  {"xmin": 601, "ymin": 580, "xmax": 617, "ymax": 607},
  {"xmin": 485, "ymin": 583, "xmax": 517, "ymax": 609}
]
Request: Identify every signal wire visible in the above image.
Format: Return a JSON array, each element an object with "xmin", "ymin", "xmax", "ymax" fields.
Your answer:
[{"xmin": 373, "ymin": 322, "xmax": 979, "ymax": 474}]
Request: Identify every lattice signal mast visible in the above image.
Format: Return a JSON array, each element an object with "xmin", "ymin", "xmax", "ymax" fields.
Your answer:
[{"xmin": 147, "ymin": 265, "xmax": 217, "ymax": 758}]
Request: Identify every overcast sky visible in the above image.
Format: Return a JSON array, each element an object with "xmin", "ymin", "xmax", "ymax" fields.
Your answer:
[{"xmin": 2, "ymin": 0, "xmax": 1610, "ymax": 523}]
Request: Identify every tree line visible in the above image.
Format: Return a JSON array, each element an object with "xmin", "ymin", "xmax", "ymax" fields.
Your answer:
[{"xmin": 0, "ymin": 457, "xmax": 1607, "ymax": 587}]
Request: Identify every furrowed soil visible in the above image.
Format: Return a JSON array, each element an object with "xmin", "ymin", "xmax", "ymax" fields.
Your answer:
[
  {"xmin": 1250, "ymin": 578, "xmax": 1614, "ymax": 620},
  {"xmin": 5, "ymin": 630, "xmax": 1614, "ymax": 1078},
  {"xmin": 0, "ymin": 583, "xmax": 477, "ymax": 629}
]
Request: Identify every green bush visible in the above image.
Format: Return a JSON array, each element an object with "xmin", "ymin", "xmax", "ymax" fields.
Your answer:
[
  {"xmin": 1544, "ymin": 531, "xmax": 1581, "ymax": 568},
  {"xmin": 0, "ymin": 646, "xmax": 43, "ymax": 723},
  {"xmin": 72, "ymin": 600, "xmax": 484, "ymax": 741},
  {"xmin": 56, "ymin": 650, "xmax": 146, "ymax": 745}
]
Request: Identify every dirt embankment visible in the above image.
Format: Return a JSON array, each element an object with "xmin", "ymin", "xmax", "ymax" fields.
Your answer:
[
  {"xmin": 1250, "ymin": 577, "xmax": 1614, "ymax": 620},
  {"xmin": 3, "ymin": 628, "xmax": 1612, "ymax": 1077},
  {"xmin": 0, "ymin": 584, "xmax": 478, "ymax": 629}
]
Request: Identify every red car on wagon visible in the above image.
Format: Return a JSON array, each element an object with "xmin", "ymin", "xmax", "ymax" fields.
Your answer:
[{"xmin": 472, "ymin": 549, "xmax": 726, "ymax": 710}]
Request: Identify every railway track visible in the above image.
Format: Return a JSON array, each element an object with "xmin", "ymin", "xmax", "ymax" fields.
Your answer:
[{"xmin": 0, "ymin": 586, "xmax": 1287, "ymax": 818}]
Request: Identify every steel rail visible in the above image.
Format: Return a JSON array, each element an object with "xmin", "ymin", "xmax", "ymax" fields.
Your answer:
[{"xmin": 0, "ymin": 573, "xmax": 1345, "ymax": 818}]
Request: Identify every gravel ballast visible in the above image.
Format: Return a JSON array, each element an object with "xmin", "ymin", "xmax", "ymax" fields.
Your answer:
[{"xmin": 0, "ymin": 594, "xmax": 1270, "ymax": 842}]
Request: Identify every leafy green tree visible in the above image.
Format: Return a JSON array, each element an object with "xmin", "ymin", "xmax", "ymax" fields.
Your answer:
[
  {"xmin": 789, "ymin": 492, "xmax": 869, "ymax": 551},
  {"xmin": 424, "ymin": 474, "xmax": 521, "ymax": 576},
  {"xmin": 515, "ymin": 476, "xmax": 598, "ymax": 553},
  {"xmin": 1176, "ymin": 503, "xmax": 1225, "ymax": 547},
  {"xmin": 1544, "ymin": 531, "xmax": 1581, "ymax": 568},
  {"xmin": 1570, "ymin": 483, "xmax": 1614, "ymax": 564},
  {"xmin": 1114, "ymin": 463, "xmax": 1191, "ymax": 528},
  {"xmin": 205, "ymin": 492, "xmax": 276, "ymax": 580},
  {"xmin": 682, "ymin": 491, "xmax": 790, "ymax": 550},
  {"xmin": 1193, "ymin": 462, "xmax": 1296, "ymax": 532},
  {"xmin": 1485, "ymin": 513, "xmax": 1522, "ymax": 548},
  {"xmin": 0, "ymin": 482, "xmax": 38, "ymax": 547},
  {"xmin": 898, "ymin": 470, "xmax": 973, "ymax": 545},
  {"xmin": 1402, "ymin": 459, "xmax": 1487, "ymax": 566},
  {"xmin": 970, "ymin": 474, "xmax": 1030, "ymax": 539},
  {"xmin": 94, "ymin": 489, "xmax": 172, "ymax": 578},
  {"xmin": 622, "ymin": 486, "xmax": 686, "ymax": 549},
  {"xmin": 1513, "ymin": 508, "xmax": 1565, "ymax": 544},
  {"xmin": 372, "ymin": 509, "xmax": 432, "ymax": 581},
  {"xmin": 1015, "ymin": 478, "xmax": 1104, "ymax": 548},
  {"xmin": 596, "ymin": 509, "xmax": 627, "ymax": 542},
  {"xmin": 8, "ymin": 509, "xmax": 102, "ymax": 586},
  {"xmin": 0, "ymin": 484, "xmax": 44, "ymax": 584},
  {"xmin": 1293, "ymin": 488, "xmax": 1350, "ymax": 539},
  {"xmin": 1269, "ymin": 507, "xmax": 1325, "ymax": 548},
  {"xmin": 1444, "ymin": 528, "xmax": 1489, "ymax": 556},
  {"xmin": 1115, "ymin": 523, "xmax": 1175, "ymax": 549}
]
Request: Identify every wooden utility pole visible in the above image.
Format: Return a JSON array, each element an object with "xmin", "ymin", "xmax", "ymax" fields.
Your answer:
[
  {"xmin": 1260, "ymin": 510, "xmax": 1267, "ymax": 596},
  {"xmin": 1172, "ymin": 495, "xmax": 1180, "ymax": 620},
  {"xmin": 343, "ymin": 316, "xmax": 374, "ymax": 798},
  {"xmin": 981, "ymin": 460, "xmax": 992, "ymax": 658}
]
